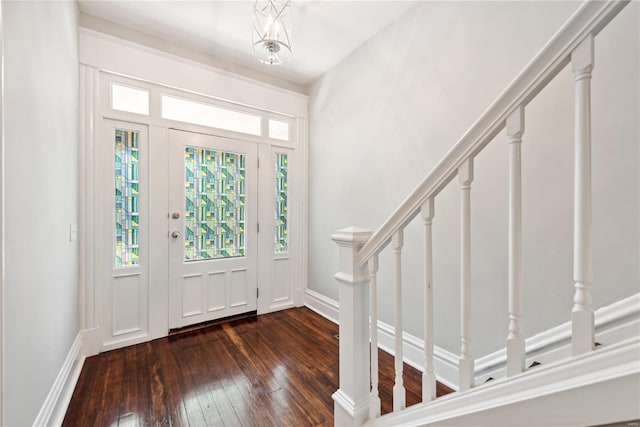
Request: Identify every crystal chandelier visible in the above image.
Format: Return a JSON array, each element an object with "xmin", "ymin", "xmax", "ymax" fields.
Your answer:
[{"xmin": 252, "ymin": 0, "xmax": 292, "ymax": 65}]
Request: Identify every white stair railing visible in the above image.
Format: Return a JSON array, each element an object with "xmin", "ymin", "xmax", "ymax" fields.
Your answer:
[{"xmin": 332, "ymin": 1, "xmax": 630, "ymax": 425}]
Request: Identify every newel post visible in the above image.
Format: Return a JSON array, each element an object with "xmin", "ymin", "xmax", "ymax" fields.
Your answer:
[{"xmin": 332, "ymin": 226, "xmax": 373, "ymax": 426}]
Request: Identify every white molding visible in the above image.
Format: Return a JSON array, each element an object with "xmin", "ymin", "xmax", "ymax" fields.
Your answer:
[
  {"xmin": 333, "ymin": 389, "xmax": 370, "ymax": 426},
  {"xmin": 305, "ymin": 290, "xmax": 640, "ymax": 391},
  {"xmin": 0, "ymin": 1, "xmax": 4, "ymax": 423},
  {"xmin": 305, "ymin": 289, "xmax": 339, "ymax": 324},
  {"xmin": 32, "ymin": 327, "xmax": 103, "ymax": 427},
  {"xmin": 33, "ymin": 333, "xmax": 85, "ymax": 427},
  {"xmin": 370, "ymin": 337, "xmax": 640, "ymax": 427},
  {"xmin": 305, "ymin": 290, "xmax": 458, "ymax": 390},
  {"xmin": 78, "ymin": 28, "xmax": 308, "ymax": 118},
  {"xmin": 474, "ymin": 292, "xmax": 640, "ymax": 383},
  {"xmin": 296, "ymin": 117, "xmax": 309, "ymax": 309},
  {"xmin": 81, "ymin": 328, "xmax": 101, "ymax": 358},
  {"xmin": 78, "ymin": 13, "xmax": 307, "ymax": 95},
  {"xmin": 295, "ymin": 288, "xmax": 306, "ymax": 308},
  {"xmin": 79, "ymin": 64, "xmax": 98, "ymax": 333}
]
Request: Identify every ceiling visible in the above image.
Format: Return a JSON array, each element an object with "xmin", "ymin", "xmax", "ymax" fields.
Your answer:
[{"xmin": 78, "ymin": 1, "xmax": 417, "ymax": 87}]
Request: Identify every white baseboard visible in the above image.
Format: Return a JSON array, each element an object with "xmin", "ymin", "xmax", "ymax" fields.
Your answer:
[
  {"xmin": 32, "ymin": 333, "xmax": 84, "ymax": 427},
  {"xmin": 81, "ymin": 327, "xmax": 101, "ymax": 358},
  {"xmin": 305, "ymin": 288, "xmax": 339, "ymax": 324},
  {"xmin": 304, "ymin": 289, "xmax": 458, "ymax": 390},
  {"xmin": 295, "ymin": 287, "xmax": 306, "ymax": 307},
  {"xmin": 306, "ymin": 290, "xmax": 640, "ymax": 391},
  {"xmin": 474, "ymin": 293, "xmax": 640, "ymax": 384},
  {"xmin": 372, "ymin": 337, "xmax": 640, "ymax": 427},
  {"xmin": 32, "ymin": 327, "xmax": 101, "ymax": 427}
]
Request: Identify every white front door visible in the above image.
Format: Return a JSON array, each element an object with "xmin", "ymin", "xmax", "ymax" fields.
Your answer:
[{"xmin": 168, "ymin": 129, "xmax": 258, "ymax": 329}]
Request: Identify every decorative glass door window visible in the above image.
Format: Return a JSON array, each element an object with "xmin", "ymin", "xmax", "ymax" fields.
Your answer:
[
  {"xmin": 114, "ymin": 129, "xmax": 140, "ymax": 266},
  {"xmin": 184, "ymin": 147, "xmax": 246, "ymax": 260},
  {"xmin": 274, "ymin": 153, "xmax": 288, "ymax": 254}
]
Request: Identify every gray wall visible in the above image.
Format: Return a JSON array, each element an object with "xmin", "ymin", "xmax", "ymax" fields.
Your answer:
[
  {"xmin": 309, "ymin": 1, "xmax": 639, "ymax": 357},
  {"xmin": 3, "ymin": 1, "xmax": 79, "ymax": 425}
]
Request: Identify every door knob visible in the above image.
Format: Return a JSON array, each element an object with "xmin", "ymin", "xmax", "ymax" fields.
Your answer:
[
  {"xmin": 171, "ymin": 212, "xmax": 180, "ymax": 219},
  {"xmin": 171, "ymin": 230, "xmax": 181, "ymax": 238}
]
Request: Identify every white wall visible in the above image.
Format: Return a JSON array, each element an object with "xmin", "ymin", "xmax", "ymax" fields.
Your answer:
[
  {"xmin": 309, "ymin": 1, "xmax": 639, "ymax": 357},
  {"xmin": 3, "ymin": 2, "xmax": 79, "ymax": 425}
]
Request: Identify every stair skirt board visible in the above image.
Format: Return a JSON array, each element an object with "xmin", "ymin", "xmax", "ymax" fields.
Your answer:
[
  {"xmin": 370, "ymin": 337, "xmax": 640, "ymax": 427},
  {"xmin": 305, "ymin": 290, "xmax": 640, "ymax": 390}
]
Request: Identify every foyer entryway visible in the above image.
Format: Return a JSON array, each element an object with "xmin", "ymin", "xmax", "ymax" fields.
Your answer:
[{"xmin": 91, "ymin": 73, "xmax": 303, "ymax": 352}]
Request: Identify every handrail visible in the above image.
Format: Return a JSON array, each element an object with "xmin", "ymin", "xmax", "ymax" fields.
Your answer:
[{"xmin": 357, "ymin": 0, "xmax": 629, "ymax": 267}]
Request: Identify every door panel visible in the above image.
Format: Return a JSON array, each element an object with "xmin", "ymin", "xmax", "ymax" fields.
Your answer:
[
  {"xmin": 257, "ymin": 144, "xmax": 299, "ymax": 313},
  {"xmin": 168, "ymin": 130, "xmax": 258, "ymax": 328},
  {"xmin": 101, "ymin": 120, "xmax": 151, "ymax": 350}
]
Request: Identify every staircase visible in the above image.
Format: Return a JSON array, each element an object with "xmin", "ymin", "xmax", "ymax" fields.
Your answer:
[{"xmin": 331, "ymin": 1, "xmax": 639, "ymax": 425}]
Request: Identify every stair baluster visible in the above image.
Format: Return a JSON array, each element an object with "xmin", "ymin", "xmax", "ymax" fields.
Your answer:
[
  {"xmin": 420, "ymin": 199, "xmax": 436, "ymax": 402},
  {"xmin": 458, "ymin": 159, "xmax": 475, "ymax": 391},
  {"xmin": 368, "ymin": 255, "xmax": 381, "ymax": 418},
  {"xmin": 392, "ymin": 230, "xmax": 406, "ymax": 411},
  {"xmin": 506, "ymin": 106, "xmax": 526, "ymax": 376},
  {"xmin": 571, "ymin": 34, "xmax": 596, "ymax": 356}
]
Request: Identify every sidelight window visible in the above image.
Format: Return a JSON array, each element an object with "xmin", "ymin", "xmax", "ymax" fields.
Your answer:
[
  {"xmin": 274, "ymin": 153, "xmax": 289, "ymax": 254},
  {"xmin": 114, "ymin": 129, "xmax": 140, "ymax": 266}
]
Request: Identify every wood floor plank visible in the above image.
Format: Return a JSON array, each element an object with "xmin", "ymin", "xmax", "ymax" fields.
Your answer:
[
  {"xmin": 158, "ymin": 336, "xmax": 191, "ymax": 426},
  {"xmin": 118, "ymin": 346, "xmax": 144, "ymax": 426},
  {"xmin": 143, "ymin": 341, "xmax": 171, "ymax": 426},
  {"xmin": 63, "ymin": 307, "xmax": 453, "ymax": 426},
  {"xmin": 248, "ymin": 318, "xmax": 332, "ymax": 425},
  {"xmin": 219, "ymin": 329, "xmax": 282, "ymax": 425},
  {"xmin": 226, "ymin": 319, "xmax": 315, "ymax": 425},
  {"xmin": 99, "ymin": 350, "xmax": 125, "ymax": 426},
  {"xmin": 215, "ymin": 329, "xmax": 277, "ymax": 426},
  {"xmin": 192, "ymin": 331, "xmax": 244, "ymax": 426},
  {"xmin": 132, "ymin": 343, "xmax": 154, "ymax": 426}
]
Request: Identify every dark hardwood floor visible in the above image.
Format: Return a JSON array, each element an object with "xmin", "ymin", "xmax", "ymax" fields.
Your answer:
[{"xmin": 63, "ymin": 307, "xmax": 453, "ymax": 426}]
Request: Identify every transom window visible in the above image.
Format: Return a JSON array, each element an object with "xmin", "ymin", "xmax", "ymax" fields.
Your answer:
[
  {"xmin": 111, "ymin": 83, "xmax": 149, "ymax": 116},
  {"xmin": 108, "ymin": 77, "xmax": 295, "ymax": 141},
  {"xmin": 162, "ymin": 95, "xmax": 261, "ymax": 136}
]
